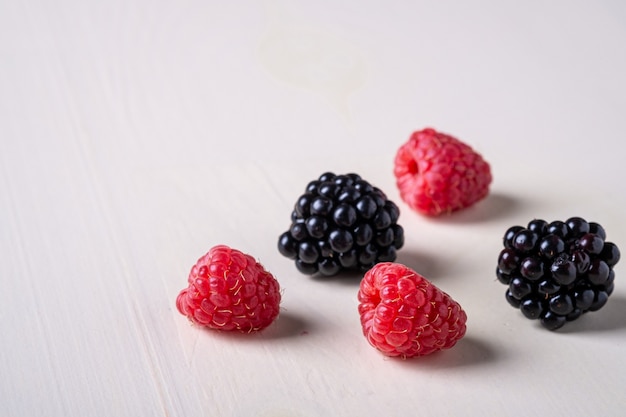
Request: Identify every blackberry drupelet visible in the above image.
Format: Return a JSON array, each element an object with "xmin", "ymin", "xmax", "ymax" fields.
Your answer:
[
  {"xmin": 278, "ymin": 172, "xmax": 405, "ymax": 276},
  {"xmin": 496, "ymin": 217, "xmax": 620, "ymax": 330}
]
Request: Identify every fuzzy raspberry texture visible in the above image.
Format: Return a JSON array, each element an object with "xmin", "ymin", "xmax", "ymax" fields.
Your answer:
[
  {"xmin": 358, "ymin": 262, "xmax": 467, "ymax": 358},
  {"xmin": 176, "ymin": 245, "xmax": 281, "ymax": 332},
  {"xmin": 394, "ymin": 128, "xmax": 492, "ymax": 216}
]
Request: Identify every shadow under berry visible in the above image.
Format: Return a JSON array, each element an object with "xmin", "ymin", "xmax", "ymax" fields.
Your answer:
[
  {"xmin": 395, "ymin": 248, "xmax": 442, "ymax": 281},
  {"xmin": 206, "ymin": 310, "xmax": 314, "ymax": 341},
  {"xmin": 556, "ymin": 294, "xmax": 626, "ymax": 334},
  {"xmin": 426, "ymin": 191, "xmax": 522, "ymax": 225},
  {"xmin": 310, "ymin": 268, "xmax": 364, "ymax": 285},
  {"xmin": 392, "ymin": 335, "xmax": 501, "ymax": 370}
]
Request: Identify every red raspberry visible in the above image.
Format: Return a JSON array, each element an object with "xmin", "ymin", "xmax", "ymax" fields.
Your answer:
[
  {"xmin": 176, "ymin": 245, "xmax": 281, "ymax": 332},
  {"xmin": 394, "ymin": 128, "xmax": 492, "ymax": 216},
  {"xmin": 358, "ymin": 262, "xmax": 467, "ymax": 358}
]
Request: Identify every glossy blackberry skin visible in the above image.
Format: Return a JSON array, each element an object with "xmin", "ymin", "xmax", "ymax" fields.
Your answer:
[
  {"xmin": 497, "ymin": 217, "xmax": 620, "ymax": 330},
  {"xmin": 278, "ymin": 172, "xmax": 405, "ymax": 276}
]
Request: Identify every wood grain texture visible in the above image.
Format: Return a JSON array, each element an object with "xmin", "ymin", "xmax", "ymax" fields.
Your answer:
[{"xmin": 2, "ymin": 1, "xmax": 626, "ymax": 416}]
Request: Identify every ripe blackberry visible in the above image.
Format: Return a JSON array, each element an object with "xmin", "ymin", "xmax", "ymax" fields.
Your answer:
[
  {"xmin": 496, "ymin": 217, "xmax": 620, "ymax": 330},
  {"xmin": 278, "ymin": 172, "xmax": 404, "ymax": 276}
]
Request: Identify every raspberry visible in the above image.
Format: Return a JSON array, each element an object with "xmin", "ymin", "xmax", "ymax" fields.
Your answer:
[
  {"xmin": 394, "ymin": 128, "xmax": 492, "ymax": 216},
  {"xmin": 357, "ymin": 262, "xmax": 467, "ymax": 358},
  {"xmin": 277, "ymin": 172, "xmax": 404, "ymax": 276},
  {"xmin": 497, "ymin": 217, "xmax": 620, "ymax": 330},
  {"xmin": 176, "ymin": 245, "xmax": 281, "ymax": 332}
]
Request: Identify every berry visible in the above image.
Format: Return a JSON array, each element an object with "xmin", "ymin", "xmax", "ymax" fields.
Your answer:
[
  {"xmin": 519, "ymin": 256, "xmax": 544, "ymax": 281},
  {"xmin": 496, "ymin": 217, "xmax": 620, "ymax": 330},
  {"xmin": 357, "ymin": 263, "xmax": 467, "ymax": 358},
  {"xmin": 176, "ymin": 245, "xmax": 281, "ymax": 332},
  {"xmin": 503, "ymin": 225, "xmax": 524, "ymax": 249},
  {"xmin": 393, "ymin": 128, "xmax": 492, "ymax": 216},
  {"xmin": 278, "ymin": 172, "xmax": 404, "ymax": 276},
  {"xmin": 538, "ymin": 234, "xmax": 565, "ymax": 259},
  {"xmin": 512, "ymin": 230, "xmax": 539, "ymax": 253}
]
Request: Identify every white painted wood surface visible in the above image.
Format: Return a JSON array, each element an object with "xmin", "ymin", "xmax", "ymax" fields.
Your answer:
[{"xmin": 2, "ymin": 1, "xmax": 626, "ymax": 416}]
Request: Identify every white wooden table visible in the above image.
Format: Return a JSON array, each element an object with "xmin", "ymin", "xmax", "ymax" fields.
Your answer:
[{"xmin": 2, "ymin": 1, "xmax": 626, "ymax": 416}]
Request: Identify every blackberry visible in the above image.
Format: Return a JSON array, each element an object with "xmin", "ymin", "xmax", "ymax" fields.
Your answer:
[
  {"xmin": 495, "ymin": 217, "xmax": 620, "ymax": 330},
  {"xmin": 278, "ymin": 172, "xmax": 404, "ymax": 276}
]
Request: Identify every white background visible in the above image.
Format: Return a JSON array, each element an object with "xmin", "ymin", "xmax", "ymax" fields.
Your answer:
[{"xmin": 2, "ymin": 1, "xmax": 626, "ymax": 416}]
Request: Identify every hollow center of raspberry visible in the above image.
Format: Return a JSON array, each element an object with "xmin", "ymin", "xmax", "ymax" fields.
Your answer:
[{"xmin": 407, "ymin": 158, "xmax": 418, "ymax": 175}]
